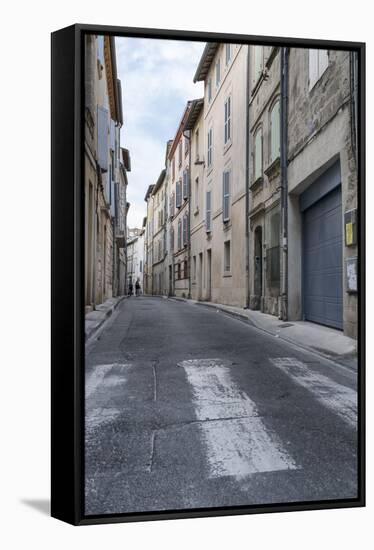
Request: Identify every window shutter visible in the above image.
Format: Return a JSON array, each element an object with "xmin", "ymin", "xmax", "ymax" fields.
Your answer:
[
  {"xmin": 97, "ymin": 35, "xmax": 105, "ymax": 65},
  {"xmin": 178, "ymin": 220, "xmax": 182, "ymax": 249},
  {"xmin": 97, "ymin": 105, "xmax": 109, "ymax": 171},
  {"xmin": 227, "ymin": 97, "xmax": 231, "ymax": 141},
  {"xmin": 183, "ymin": 169, "xmax": 189, "ymax": 199},
  {"xmin": 254, "ymin": 130, "xmax": 262, "ymax": 180},
  {"xmin": 206, "ymin": 190, "xmax": 212, "ymax": 232},
  {"xmin": 270, "ymin": 101, "xmax": 280, "ymax": 162},
  {"xmin": 110, "ymin": 120, "xmax": 115, "ymax": 151},
  {"xmin": 223, "ymin": 171, "xmax": 230, "ymax": 222}
]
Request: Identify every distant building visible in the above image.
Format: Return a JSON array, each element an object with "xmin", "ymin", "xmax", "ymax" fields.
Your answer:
[{"xmin": 126, "ymin": 229, "xmax": 144, "ymax": 292}]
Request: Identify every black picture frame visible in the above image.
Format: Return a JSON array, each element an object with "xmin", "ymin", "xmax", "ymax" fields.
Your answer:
[{"xmin": 51, "ymin": 23, "xmax": 366, "ymax": 526}]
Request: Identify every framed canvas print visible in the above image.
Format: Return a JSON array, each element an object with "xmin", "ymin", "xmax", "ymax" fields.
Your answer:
[{"xmin": 51, "ymin": 24, "xmax": 365, "ymax": 525}]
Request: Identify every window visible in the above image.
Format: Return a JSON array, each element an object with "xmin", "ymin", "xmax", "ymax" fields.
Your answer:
[
  {"xmin": 177, "ymin": 219, "xmax": 182, "ymax": 249},
  {"xmin": 309, "ymin": 49, "xmax": 329, "ymax": 90},
  {"xmin": 193, "ymin": 256, "xmax": 197, "ymax": 281},
  {"xmin": 224, "ymin": 96, "xmax": 232, "ymax": 145},
  {"xmin": 139, "ymin": 260, "xmax": 142, "ymax": 273},
  {"xmin": 215, "ymin": 59, "xmax": 221, "ymax": 87},
  {"xmin": 182, "ymin": 213, "xmax": 188, "ymax": 246},
  {"xmin": 183, "ymin": 169, "xmax": 189, "ymax": 199},
  {"xmin": 195, "ymin": 129, "xmax": 200, "ymax": 161},
  {"xmin": 223, "ymin": 170, "xmax": 230, "ymax": 222},
  {"xmin": 195, "ymin": 177, "xmax": 199, "ymax": 212},
  {"xmin": 254, "ymin": 128, "xmax": 263, "ymax": 181},
  {"xmin": 270, "ymin": 100, "xmax": 280, "ymax": 162},
  {"xmin": 254, "ymin": 46, "xmax": 264, "ymax": 84},
  {"xmin": 224, "ymin": 240, "xmax": 231, "ymax": 273},
  {"xmin": 225, "ymin": 43, "xmax": 231, "ymax": 65},
  {"xmin": 169, "ymin": 193, "xmax": 175, "ymax": 218},
  {"xmin": 183, "ymin": 260, "xmax": 188, "ymax": 279},
  {"xmin": 97, "ymin": 35, "xmax": 105, "ymax": 66},
  {"xmin": 176, "ymin": 181, "xmax": 182, "ymax": 208},
  {"xmin": 207, "ymin": 78, "xmax": 212, "ymax": 102},
  {"xmin": 170, "ymin": 226, "xmax": 174, "ymax": 251},
  {"xmin": 178, "ymin": 141, "xmax": 182, "ymax": 166},
  {"xmin": 207, "ymin": 127, "xmax": 213, "ymax": 169},
  {"xmin": 172, "ymin": 158, "xmax": 175, "ymax": 179},
  {"xmin": 206, "ymin": 190, "xmax": 212, "ymax": 233},
  {"xmin": 184, "ymin": 135, "xmax": 189, "ymax": 156},
  {"xmin": 177, "ymin": 262, "xmax": 181, "ymax": 279}
]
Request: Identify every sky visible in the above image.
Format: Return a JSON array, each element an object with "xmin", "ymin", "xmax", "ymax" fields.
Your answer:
[{"xmin": 115, "ymin": 37, "xmax": 205, "ymax": 229}]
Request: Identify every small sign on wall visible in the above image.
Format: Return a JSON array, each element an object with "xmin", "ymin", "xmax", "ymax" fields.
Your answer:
[
  {"xmin": 346, "ymin": 257, "xmax": 358, "ymax": 293},
  {"xmin": 344, "ymin": 209, "xmax": 357, "ymax": 246}
]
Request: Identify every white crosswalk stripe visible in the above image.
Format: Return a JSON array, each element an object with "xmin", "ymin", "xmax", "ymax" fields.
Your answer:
[
  {"xmin": 270, "ymin": 357, "xmax": 357, "ymax": 428},
  {"xmin": 179, "ymin": 358, "xmax": 297, "ymax": 479}
]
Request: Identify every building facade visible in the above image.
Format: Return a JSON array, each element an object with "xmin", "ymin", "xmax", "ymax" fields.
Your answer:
[
  {"xmin": 84, "ymin": 34, "xmax": 128, "ymax": 313},
  {"xmin": 248, "ymin": 46, "xmax": 282, "ymax": 316},
  {"xmin": 286, "ymin": 47, "xmax": 358, "ymax": 337},
  {"xmin": 168, "ymin": 103, "xmax": 193, "ymax": 299},
  {"xmin": 193, "ymin": 43, "xmax": 248, "ymax": 307},
  {"xmin": 126, "ymin": 228, "xmax": 144, "ymax": 292}
]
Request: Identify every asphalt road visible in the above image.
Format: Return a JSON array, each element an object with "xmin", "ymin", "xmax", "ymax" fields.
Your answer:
[{"xmin": 85, "ymin": 296, "xmax": 358, "ymax": 515}]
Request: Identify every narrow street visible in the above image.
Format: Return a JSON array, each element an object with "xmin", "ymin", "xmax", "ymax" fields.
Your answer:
[{"xmin": 85, "ymin": 296, "xmax": 358, "ymax": 515}]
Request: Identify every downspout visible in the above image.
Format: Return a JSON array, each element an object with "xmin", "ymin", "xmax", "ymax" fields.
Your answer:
[
  {"xmin": 183, "ymin": 129, "xmax": 192, "ymax": 299},
  {"xmin": 280, "ymin": 47, "xmax": 289, "ymax": 320},
  {"xmin": 245, "ymin": 45, "xmax": 250, "ymax": 309}
]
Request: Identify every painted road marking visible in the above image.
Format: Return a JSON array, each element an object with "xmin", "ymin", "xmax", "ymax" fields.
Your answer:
[
  {"xmin": 270, "ymin": 357, "xmax": 357, "ymax": 428},
  {"xmin": 85, "ymin": 363, "xmax": 130, "ymax": 429},
  {"xmin": 179, "ymin": 359, "xmax": 297, "ymax": 479}
]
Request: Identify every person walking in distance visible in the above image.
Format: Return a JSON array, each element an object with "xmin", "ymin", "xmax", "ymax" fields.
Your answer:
[
  {"xmin": 135, "ymin": 278, "xmax": 141, "ymax": 297},
  {"xmin": 128, "ymin": 280, "xmax": 133, "ymax": 297}
]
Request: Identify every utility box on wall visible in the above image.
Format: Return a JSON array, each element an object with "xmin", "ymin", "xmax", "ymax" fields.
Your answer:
[
  {"xmin": 346, "ymin": 257, "xmax": 358, "ymax": 293},
  {"xmin": 345, "ymin": 208, "xmax": 357, "ymax": 246}
]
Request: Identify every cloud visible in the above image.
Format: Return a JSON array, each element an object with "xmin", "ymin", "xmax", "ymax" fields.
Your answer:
[{"xmin": 115, "ymin": 37, "xmax": 205, "ymax": 228}]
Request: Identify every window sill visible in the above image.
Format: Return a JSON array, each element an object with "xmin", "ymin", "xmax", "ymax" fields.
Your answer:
[
  {"xmin": 250, "ymin": 176, "xmax": 264, "ymax": 194},
  {"xmin": 264, "ymin": 156, "xmax": 280, "ymax": 180},
  {"xmin": 223, "ymin": 272, "xmax": 232, "ymax": 278}
]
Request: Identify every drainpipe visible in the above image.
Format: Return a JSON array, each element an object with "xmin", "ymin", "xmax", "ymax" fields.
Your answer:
[
  {"xmin": 280, "ymin": 47, "xmax": 289, "ymax": 321},
  {"xmin": 183, "ymin": 129, "xmax": 192, "ymax": 299},
  {"xmin": 245, "ymin": 45, "xmax": 251, "ymax": 309}
]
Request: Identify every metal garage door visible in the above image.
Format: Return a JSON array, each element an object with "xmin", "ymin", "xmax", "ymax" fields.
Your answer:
[{"xmin": 303, "ymin": 185, "xmax": 343, "ymax": 330}]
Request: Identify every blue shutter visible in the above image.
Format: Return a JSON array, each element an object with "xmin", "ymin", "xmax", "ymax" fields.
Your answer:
[{"xmin": 97, "ymin": 106, "xmax": 108, "ymax": 171}]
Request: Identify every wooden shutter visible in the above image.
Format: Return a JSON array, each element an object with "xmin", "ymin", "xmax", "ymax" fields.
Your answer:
[
  {"xmin": 97, "ymin": 105, "xmax": 108, "ymax": 171},
  {"xmin": 270, "ymin": 101, "xmax": 280, "ymax": 162}
]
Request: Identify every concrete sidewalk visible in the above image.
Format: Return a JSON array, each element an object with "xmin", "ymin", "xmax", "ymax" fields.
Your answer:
[
  {"xmin": 169, "ymin": 296, "xmax": 357, "ymax": 369},
  {"xmin": 85, "ymin": 296, "xmax": 127, "ymax": 341}
]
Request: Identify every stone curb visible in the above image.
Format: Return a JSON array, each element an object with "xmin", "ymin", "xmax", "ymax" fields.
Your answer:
[{"xmin": 85, "ymin": 296, "xmax": 127, "ymax": 341}]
